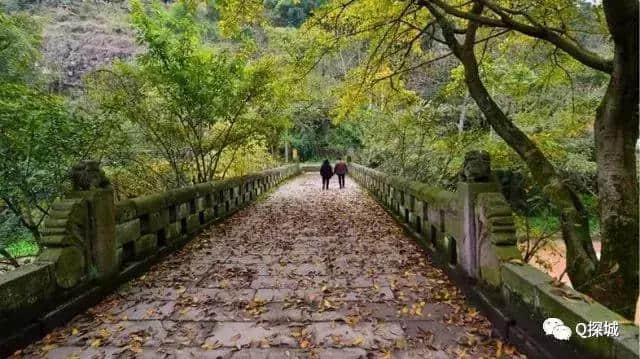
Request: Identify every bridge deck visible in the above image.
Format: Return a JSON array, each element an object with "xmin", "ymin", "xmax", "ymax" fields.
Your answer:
[{"xmin": 19, "ymin": 173, "xmax": 521, "ymax": 358}]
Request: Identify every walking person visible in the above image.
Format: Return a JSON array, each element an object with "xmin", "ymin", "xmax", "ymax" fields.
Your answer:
[
  {"xmin": 334, "ymin": 158, "xmax": 348, "ymax": 189},
  {"xmin": 320, "ymin": 159, "xmax": 333, "ymax": 190}
]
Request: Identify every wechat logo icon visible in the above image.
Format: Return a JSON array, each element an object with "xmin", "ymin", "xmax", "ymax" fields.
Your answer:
[{"xmin": 543, "ymin": 318, "xmax": 572, "ymax": 341}]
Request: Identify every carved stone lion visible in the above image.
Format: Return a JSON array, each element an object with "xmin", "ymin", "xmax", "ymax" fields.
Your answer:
[
  {"xmin": 460, "ymin": 150, "xmax": 492, "ymax": 182},
  {"xmin": 69, "ymin": 160, "xmax": 110, "ymax": 191}
]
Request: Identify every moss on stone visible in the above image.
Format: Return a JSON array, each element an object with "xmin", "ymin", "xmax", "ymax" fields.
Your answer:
[
  {"xmin": 41, "ymin": 234, "xmax": 83, "ymax": 247},
  {"xmin": 480, "ymin": 265, "xmax": 501, "ymax": 288},
  {"xmin": 500, "ymin": 263, "xmax": 549, "ymax": 305},
  {"xmin": 202, "ymin": 208, "xmax": 215, "ymax": 224},
  {"xmin": 195, "ymin": 196, "xmax": 208, "ymax": 211},
  {"xmin": 165, "ymin": 222, "xmax": 181, "ymax": 244},
  {"xmin": 132, "ymin": 193, "xmax": 168, "ymax": 217},
  {"xmin": 38, "ymin": 246, "xmax": 85, "ymax": 289},
  {"xmin": 614, "ymin": 325, "xmax": 640, "ymax": 359},
  {"xmin": 116, "ymin": 219, "xmax": 141, "ymax": 246},
  {"xmin": 165, "ymin": 187, "xmax": 197, "ymax": 206},
  {"xmin": 186, "ymin": 214, "xmax": 201, "ymax": 235},
  {"xmin": 134, "ymin": 234, "xmax": 158, "ymax": 259},
  {"xmin": 493, "ymin": 245, "xmax": 521, "ymax": 261},
  {"xmin": 535, "ymin": 281, "xmax": 621, "ymax": 357},
  {"xmin": 51, "ymin": 199, "xmax": 81, "ymax": 212},
  {"xmin": 490, "ymin": 232, "xmax": 517, "ymax": 245},
  {"xmin": 0, "ymin": 262, "xmax": 55, "ymax": 312},
  {"xmin": 148, "ymin": 209, "xmax": 170, "ymax": 233},
  {"xmin": 115, "ymin": 199, "xmax": 137, "ymax": 223},
  {"xmin": 177, "ymin": 202, "xmax": 190, "ymax": 219}
]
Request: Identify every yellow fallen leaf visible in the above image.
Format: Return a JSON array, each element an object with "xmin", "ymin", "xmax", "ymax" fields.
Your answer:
[
  {"xmin": 128, "ymin": 343, "xmax": 142, "ymax": 354},
  {"xmin": 351, "ymin": 336, "xmax": 365, "ymax": 346},
  {"xmin": 201, "ymin": 340, "xmax": 222, "ymax": 350},
  {"xmin": 394, "ymin": 338, "xmax": 408, "ymax": 349},
  {"xmin": 41, "ymin": 344, "xmax": 57, "ymax": 352}
]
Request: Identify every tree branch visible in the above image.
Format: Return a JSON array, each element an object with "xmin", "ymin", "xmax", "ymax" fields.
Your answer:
[{"xmin": 418, "ymin": 0, "xmax": 613, "ymax": 73}]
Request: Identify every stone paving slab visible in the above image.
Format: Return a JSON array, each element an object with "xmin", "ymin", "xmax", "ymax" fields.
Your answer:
[{"xmin": 15, "ymin": 173, "xmax": 524, "ymax": 358}]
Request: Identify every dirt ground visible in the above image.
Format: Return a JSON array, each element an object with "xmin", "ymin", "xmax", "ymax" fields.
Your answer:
[{"xmin": 527, "ymin": 240, "xmax": 601, "ymax": 287}]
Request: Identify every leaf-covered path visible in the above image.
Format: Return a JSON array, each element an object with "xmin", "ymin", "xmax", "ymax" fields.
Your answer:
[{"xmin": 18, "ymin": 173, "xmax": 523, "ymax": 358}]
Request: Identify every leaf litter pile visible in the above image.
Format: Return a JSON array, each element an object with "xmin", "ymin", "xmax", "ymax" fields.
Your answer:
[{"xmin": 15, "ymin": 173, "xmax": 525, "ymax": 358}]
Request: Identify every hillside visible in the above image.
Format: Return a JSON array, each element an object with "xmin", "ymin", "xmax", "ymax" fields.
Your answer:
[{"xmin": 2, "ymin": 0, "xmax": 137, "ymax": 92}]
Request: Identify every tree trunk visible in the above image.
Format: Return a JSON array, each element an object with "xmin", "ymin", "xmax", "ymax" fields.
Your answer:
[
  {"xmin": 427, "ymin": 2, "xmax": 599, "ymax": 291},
  {"xmin": 460, "ymin": 50, "xmax": 599, "ymax": 290},
  {"xmin": 285, "ymin": 141, "xmax": 290, "ymax": 163},
  {"xmin": 458, "ymin": 94, "xmax": 469, "ymax": 135},
  {"xmin": 591, "ymin": 0, "xmax": 639, "ymax": 317}
]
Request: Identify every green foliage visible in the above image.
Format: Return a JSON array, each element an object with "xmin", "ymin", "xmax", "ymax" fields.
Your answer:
[
  {"xmin": 88, "ymin": 0, "xmax": 289, "ymax": 192},
  {"xmin": 0, "ymin": 11, "xmax": 42, "ymax": 84},
  {"xmin": 0, "ymin": 209, "xmax": 37, "ymax": 262},
  {"xmin": 264, "ymin": 0, "xmax": 326, "ymax": 27},
  {"xmin": 5, "ymin": 239, "xmax": 38, "ymax": 258},
  {"xmin": 0, "ymin": 9, "xmax": 108, "ymax": 250},
  {"xmin": 303, "ymin": 1, "xmax": 603, "ymax": 199},
  {"xmin": 0, "ymin": 82, "xmax": 76, "ymax": 211},
  {"xmin": 285, "ymin": 78, "xmax": 363, "ymax": 161},
  {"xmin": 214, "ymin": 0, "xmax": 264, "ymax": 36}
]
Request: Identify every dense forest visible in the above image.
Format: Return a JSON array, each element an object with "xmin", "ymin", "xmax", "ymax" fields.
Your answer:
[{"xmin": 0, "ymin": 0, "xmax": 637, "ymax": 317}]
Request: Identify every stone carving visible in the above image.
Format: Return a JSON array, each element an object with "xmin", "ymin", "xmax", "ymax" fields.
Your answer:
[
  {"xmin": 70, "ymin": 160, "xmax": 110, "ymax": 191},
  {"xmin": 37, "ymin": 198, "xmax": 88, "ymax": 288},
  {"xmin": 460, "ymin": 150, "xmax": 492, "ymax": 182},
  {"xmin": 474, "ymin": 192, "xmax": 521, "ymax": 287}
]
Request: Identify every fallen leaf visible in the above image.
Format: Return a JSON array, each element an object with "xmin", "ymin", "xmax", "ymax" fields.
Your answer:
[{"xmin": 351, "ymin": 336, "xmax": 365, "ymax": 346}]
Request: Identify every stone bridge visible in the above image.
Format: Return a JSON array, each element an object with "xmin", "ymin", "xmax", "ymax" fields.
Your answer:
[{"xmin": 0, "ymin": 158, "xmax": 638, "ymax": 359}]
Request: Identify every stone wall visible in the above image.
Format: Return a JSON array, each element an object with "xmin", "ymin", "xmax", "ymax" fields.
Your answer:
[
  {"xmin": 0, "ymin": 163, "xmax": 300, "ymax": 355},
  {"xmin": 113, "ymin": 166, "xmax": 298, "ymax": 266},
  {"xmin": 349, "ymin": 163, "xmax": 463, "ymax": 265},
  {"xmin": 349, "ymin": 160, "xmax": 639, "ymax": 359}
]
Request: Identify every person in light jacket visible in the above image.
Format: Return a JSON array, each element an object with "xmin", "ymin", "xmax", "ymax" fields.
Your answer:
[{"xmin": 334, "ymin": 158, "xmax": 348, "ymax": 189}]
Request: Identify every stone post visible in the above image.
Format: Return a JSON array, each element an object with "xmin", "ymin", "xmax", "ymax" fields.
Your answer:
[
  {"xmin": 457, "ymin": 151, "xmax": 500, "ymax": 278},
  {"xmin": 69, "ymin": 160, "xmax": 118, "ymax": 279}
]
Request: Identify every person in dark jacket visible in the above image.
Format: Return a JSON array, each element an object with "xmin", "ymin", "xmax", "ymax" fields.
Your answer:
[
  {"xmin": 320, "ymin": 159, "xmax": 333, "ymax": 190},
  {"xmin": 334, "ymin": 158, "xmax": 348, "ymax": 189}
]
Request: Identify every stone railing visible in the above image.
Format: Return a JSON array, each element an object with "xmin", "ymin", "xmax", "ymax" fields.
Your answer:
[
  {"xmin": 349, "ymin": 152, "xmax": 638, "ymax": 359},
  {"xmin": 0, "ymin": 162, "xmax": 300, "ymax": 356},
  {"xmin": 300, "ymin": 162, "xmax": 322, "ymax": 172}
]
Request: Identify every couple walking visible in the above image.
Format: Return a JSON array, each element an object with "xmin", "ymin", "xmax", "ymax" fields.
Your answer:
[{"xmin": 320, "ymin": 158, "xmax": 348, "ymax": 190}]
